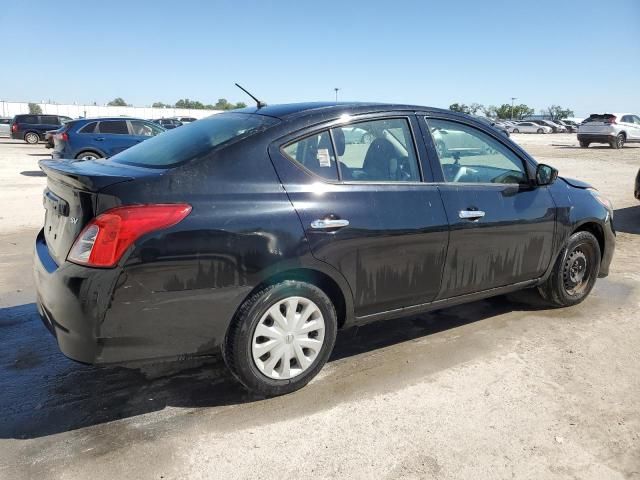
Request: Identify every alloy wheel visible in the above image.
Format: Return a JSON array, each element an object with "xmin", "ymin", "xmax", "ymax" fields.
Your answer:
[{"xmin": 251, "ymin": 296, "xmax": 325, "ymax": 380}]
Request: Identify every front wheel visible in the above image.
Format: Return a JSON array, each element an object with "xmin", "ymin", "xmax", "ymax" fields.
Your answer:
[
  {"xmin": 224, "ymin": 280, "xmax": 338, "ymax": 396},
  {"xmin": 537, "ymin": 128, "xmax": 544, "ymax": 134},
  {"xmin": 538, "ymin": 231, "xmax": 601, "ymax": 307},
  {"xmin": 24, "ymin": 132, "xmax": 39, "ymax": 144},
  {"xmin": 512, "ymin": 128, "xmax": 519, "ymax": 133}
]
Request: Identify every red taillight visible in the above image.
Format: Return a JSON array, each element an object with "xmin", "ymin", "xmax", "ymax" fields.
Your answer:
[
  {"xmin": 11, "ymin": 123, "xmax": 18, "ymax": 133},
  {"xmin": 605, "ymin": 116, "xmax": 617, "ymax": 125},
  {"xmin": 67, "ymin": 204, "xmax": 192, "ymax": 268},
  {"xmin": 57, "ymin": 132, "xmax": 69, "ymax": 142}
]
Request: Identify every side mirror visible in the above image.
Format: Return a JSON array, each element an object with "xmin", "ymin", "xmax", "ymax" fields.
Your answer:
[{"xmin": 536, "ymin": 163, "xmax": 558, "ymax": 186}]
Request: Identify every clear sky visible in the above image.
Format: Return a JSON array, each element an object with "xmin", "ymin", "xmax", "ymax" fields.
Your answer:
[{"xmin": 1, "ymin": 0, "xmax": 638, "ymax": 116}]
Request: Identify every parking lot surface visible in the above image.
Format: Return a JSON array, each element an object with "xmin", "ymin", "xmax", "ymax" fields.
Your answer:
[{"xmin": 0, "ymin": 135, "xmax": 639, "ymax": 479}]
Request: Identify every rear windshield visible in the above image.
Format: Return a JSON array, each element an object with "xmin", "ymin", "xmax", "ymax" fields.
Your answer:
[
  {"xmin": 111, "ymin": 113, "xmax": 278, "ymax": 168},
  {"xmin": 584, "ymin": 114, "xmax": 615, "ymax": 123}
]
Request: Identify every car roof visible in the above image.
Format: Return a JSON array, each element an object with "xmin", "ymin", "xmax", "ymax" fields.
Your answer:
[
  {"xmin": 73, "ymin": 116, "xmax": 149, "ymax": 122},
  {"xmin": 235, "ymin": 101, "xmax": 452, "ymax": 120}
]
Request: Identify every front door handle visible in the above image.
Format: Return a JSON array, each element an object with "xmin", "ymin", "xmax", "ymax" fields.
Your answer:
[
  {"xmin": 310, "ymin": 218, "xmax": 350, "ymax": 230},
  {"xmin": 459, "ymin": 209, "xmax": 486, "ymax": 220},
  {"xmin": 94, "ymin": 137, "xmax": 104, "ymax": 141}
]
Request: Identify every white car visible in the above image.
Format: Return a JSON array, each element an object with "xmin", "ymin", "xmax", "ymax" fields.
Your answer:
[
  {"xmin": 511, "ymin": 122, "xmax": 552, "ymax": 134},
  {"xmin": 578, "ymin": 113, "xmax": 640, "ymax": 149}
]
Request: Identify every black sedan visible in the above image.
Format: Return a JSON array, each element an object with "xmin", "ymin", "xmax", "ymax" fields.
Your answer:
[{"xmin": 34, "ymin": 102, "xmax": 615, "ymax": 396}]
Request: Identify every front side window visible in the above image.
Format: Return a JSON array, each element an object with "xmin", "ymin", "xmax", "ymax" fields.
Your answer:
[
  {"xmin": 283, "ymin": 130, "xmax": 339, "ymax": 181},
  {"xmin": 331, "ymin": 118, "xmax": 420, "ymax": 182},
  {"xmin": 427, "ymin": 118, "xmax": 528, "ymax": 184},
  {"xmin": 97, "ymin": 120, "xmax": 129, "ymax": 135}
]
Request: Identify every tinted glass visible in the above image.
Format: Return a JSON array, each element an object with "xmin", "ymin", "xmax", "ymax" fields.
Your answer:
[
  {"xmin": 112, "ymin": 112, "xmax": 278, "ymax": 167},
  {"xmin": 41, "ymin": 116, "xmax": 59, "ymax": 125},
  {"xmin": 78, "ymin": 122, "xmax": 97, "ymax": 133},
  {"xmin": 97, "ymin": 120, "xmax": 129, "ymax": 134},
  {"xmin": 283, "ymin": 130, "xmax": 339, "ymax": 181},
  {"xmin": 427, "ymin": 118, "xmax": 528, "ymax": 184},
  {"xmin": 19, "ymin": 115, "xmax": 38, "ymax": 124},
  {"xmin": 130, "ymin": 120, "xmax": 163, "ymax": 136},
  {"xmin": 331, "ymin": 118, "xmax": 420, "ymax": 182},
  {"xmin": 0, "ymin": 119, "xmax": 9, "ymax": 125}
]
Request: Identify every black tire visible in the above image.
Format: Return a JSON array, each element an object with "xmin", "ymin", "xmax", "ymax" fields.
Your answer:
[
  {"xmin": 513, "ymin": 128, "xmax": 519, "ymax": 133},
  {"xmin": 610, "ymin": 133, "xmax": 625, "ymax": 149},
  {"xmin": 579, "ymin": 140, "xmax": 590, "ymax": 148},
  {"xmin": 24, "ymin": 132, "xmax": 39, "ymax": 144},
  {"xmin": 537, "ymin": 128, "xmax": 544, "ymax": 134},
  {"xmin": 537, "ymin": 231, "xmax": 601, "ymax": 307},
  {"xmin": 75, "ymin": 151, "xmax": 102, "ymax": 161},
  {"xmin": 224, "ymin": 280, "xmax": 338, "ymax": 396}
]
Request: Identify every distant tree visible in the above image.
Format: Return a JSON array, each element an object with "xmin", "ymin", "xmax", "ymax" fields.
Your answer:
[
  {"xmin": 107, "ymin": 97, "xmax": 127, "ymax": 107},
  {"xmin": 468, "ymin": 103, "xmax": 484, "ymax": 115},
  {"xmin": 28, "ymin": 103, "xmax": 42, "ymax": 114},
  {"xmin": 543, "ymin": 105, "xmax": 575, "ymax": 121},
  {"xmin": 494, "ymin": 103, "xmax": 534, "ymax": 120},
  {"xmin": 235, "ymin": 102, "xmax": 247, "ymax": 109},
  {"xmin": 449, "ymin": 103, "xmax": 470, "ymax": 114},
  {"xmin": 482, "ymin": 105, "xmax": 498, "ymax": 118},
  {"xmin": 152, "ymin": 102, "xmax": 170, "ymax": 108}
]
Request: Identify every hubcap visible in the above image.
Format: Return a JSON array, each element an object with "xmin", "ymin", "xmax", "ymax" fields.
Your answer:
[
  {"xmin": 252, "ymin": 296, "xmax": 325, "ymax": 380},
  {"xmin": 563, "ymin": 249, "xmax": 589, "ymax": 295}
]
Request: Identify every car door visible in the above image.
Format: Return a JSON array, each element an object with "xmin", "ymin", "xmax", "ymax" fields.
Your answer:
[
  {"xmin": 420, "ymin": 114, "xmax": 556, "ymax": 298},
  {"xmin": 621, "ymin": 115, "xmax": 640, "ymax": 140},
  {"xmin": 269, "ymin": 114, "xmax": 449, "ymax": 319},
  {"xmin": 94, "ymin": 120, "xmax": 134, "ymax": 156}
]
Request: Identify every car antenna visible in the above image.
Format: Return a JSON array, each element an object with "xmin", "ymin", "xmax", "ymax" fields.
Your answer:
[{"xmin": 235, "ymin": 83, "xmax": 267, "ymax": 108}]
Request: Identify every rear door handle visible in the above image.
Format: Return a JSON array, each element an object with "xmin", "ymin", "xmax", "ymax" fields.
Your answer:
[
  {"xmin": 311, "ymin": 218, "xmax": 350, "ymax": 230},
  {"xmin": 459, "ymin": 209, "xmax": 486, "ymax": 220}
]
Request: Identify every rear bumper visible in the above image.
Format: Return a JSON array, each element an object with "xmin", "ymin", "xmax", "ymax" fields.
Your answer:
[
  {"xmin": 577, "ymin": 133, "xmax": 615, "ymax": 143},
  {"xmin": 33, "ymin": 228, "xmax": 243, "ymax": 365}
]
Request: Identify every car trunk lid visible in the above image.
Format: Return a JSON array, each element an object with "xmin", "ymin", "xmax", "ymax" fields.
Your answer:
[
  {"xmin": 579, "ymin": 114, "xmax": 617, "ymax": 133},
  {"xmin": 39, "ymin": 159, "xmax": 159, "ymax": 265}
]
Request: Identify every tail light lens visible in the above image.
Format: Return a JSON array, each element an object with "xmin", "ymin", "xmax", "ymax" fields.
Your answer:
[
  {"xmin": 56, "ymin": 132, "xmax": 69, "ymax": 141},
  {"xmin": 67, "ymin": 204, "xmax": 192, "ymax": 268},
  {"xmin": 11, "ymin": 123, "xmax": 18, "ymax": 133},
  {"xmin": 604, "ymin": 116, "xmax": 617, "ymax": 125}
]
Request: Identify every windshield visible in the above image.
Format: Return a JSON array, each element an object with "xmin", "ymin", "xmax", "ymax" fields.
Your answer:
[{"xmin": 111, "ymin": 112, "xmax": 279, "ymax": 168}]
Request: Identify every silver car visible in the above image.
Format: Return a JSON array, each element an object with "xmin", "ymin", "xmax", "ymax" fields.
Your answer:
[
  {"xmin": 578, "ymin": 113, "xmax": 640, "ymax": 149},
  {"xmin": 0, "ymin": 117, "xmax": 11, "ymax": 137}
]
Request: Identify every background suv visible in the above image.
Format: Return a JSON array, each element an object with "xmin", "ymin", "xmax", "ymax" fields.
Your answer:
[
  {"xmin": 578, "ymin": 113, "xmax": 640, "ymax": 149},
  {"xmin": 52, "ymin": 117, "xmax": 165, "ymax": 160},
  {"xmin": 10, "ymin": 114, "xmax": 72, "ymax": 144}
]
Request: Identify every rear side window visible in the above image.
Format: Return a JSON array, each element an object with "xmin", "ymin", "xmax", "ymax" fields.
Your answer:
[
  {"xmin": 112, "ymin": 112, "xmax": 279, "ymax": 168},
  {"xmin": 97, "ymin": 120, "xmax": 129, "ymax": 134},
  {"xmin": 19, "ymin": 115, "xmax": 38, "ymax": 124},
  {"xmin": 78, "ymin": 122, "xmax": 97, "ymax": 133},
  {"xmin": 331, "ymin": 118, "xmax": 420, "ymax": 182},
  {"xmin": 283, "ymin": 131, "xmax": 339, "ymax": 181},
  {"xmin": 0, "ymin": 119, "xmax": 9, "ymax": 125}
]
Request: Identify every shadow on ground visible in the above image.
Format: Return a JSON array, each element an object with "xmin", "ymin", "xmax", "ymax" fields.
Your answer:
[
  {"xmin": 614, "ymin": 206, "xmax": 640, "ymax": 235},
  {"xmin": 0, "ymin": 291, "xmax": 550, "ymax": 440},
  {"xmin": 20, "ymin": 171, "xmax": 46, "ymax": 177}
]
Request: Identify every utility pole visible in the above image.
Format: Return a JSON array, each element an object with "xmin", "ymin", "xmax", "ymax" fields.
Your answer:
[
  {"xmin": 334, "ymin": 88, "xmax": 340, "ymax": 103},
  {"xmin": 510, "ymin": 97, "xmax": 517, "ymax": 120}
]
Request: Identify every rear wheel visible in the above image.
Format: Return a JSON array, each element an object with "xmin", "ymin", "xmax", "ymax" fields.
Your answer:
[
  {"xmin": 75, "ymin": 151, "xmax": 102, "ymax": 161},
  {"xmin": 224, "ymin": 280, "xmax": 338, "ymax": 396},
  {"xmin": 24, "ymin": 132, "xmax": 39, "ymax": 144},
  {"xmin": 512, "ymin": 128, "xmax": 519, "ymax": 133},
  {"xmin": 610, "ymin": 133, "xmax": 625, "ymax": 149},
  {"xmin": 537, "ymin": 231, "xmax": 601, "ymax": 307},
  {"xmin": 579, "ymin": 140, "xmax": 590, "ymax": 148}
]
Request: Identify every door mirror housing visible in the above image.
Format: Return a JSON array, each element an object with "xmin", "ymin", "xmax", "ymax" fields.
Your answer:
[{"xmin": 536, "ymin": 163, "xmax": 558, "ymax": 186}]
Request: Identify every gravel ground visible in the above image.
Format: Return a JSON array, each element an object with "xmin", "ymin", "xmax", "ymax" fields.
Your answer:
[{"xmin": 0, "ymin": 134, "xmax": 638, "ymax": 480}]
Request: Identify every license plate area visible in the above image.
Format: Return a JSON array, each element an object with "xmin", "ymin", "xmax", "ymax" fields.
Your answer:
[{"xmin": 43, "ymin": 188, "xmax": 69, "ymax": 252}]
